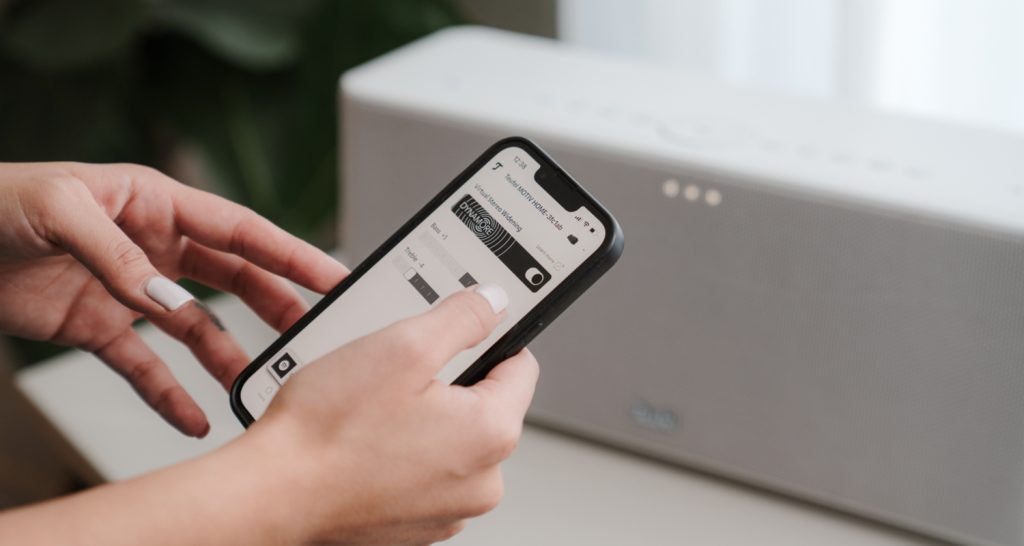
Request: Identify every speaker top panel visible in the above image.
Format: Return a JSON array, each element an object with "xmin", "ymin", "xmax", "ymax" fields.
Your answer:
[{"xmin": 341, "ymin": 26, "xmax": 1024, "ymax": 237}]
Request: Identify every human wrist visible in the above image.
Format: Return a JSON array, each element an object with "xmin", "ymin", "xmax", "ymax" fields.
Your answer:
[
  {"xmin": 195, "ymin": 420, "xmax": 315, "ymax": 544},
  {"xmin": 0, "ymin": 417, "xmax": 332, "ymax": 546},
  {"xmin": 225, "ymin": 414, "xmax": 361, "ymax": 545}
]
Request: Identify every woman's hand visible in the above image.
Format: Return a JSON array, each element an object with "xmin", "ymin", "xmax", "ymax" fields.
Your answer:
[
  {"xmin": 251, "ymin": 287, "xmax": 535, "ymax": 545},
  {"xmin": 0, "ymin": 162, "xmax": 348, "ymax": 437},
  {"xmin": 0, "ymin": 288, "xmax": 539, "ymax": 546}
]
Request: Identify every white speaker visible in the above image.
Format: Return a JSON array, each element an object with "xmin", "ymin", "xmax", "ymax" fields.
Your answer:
[{"xmin": 339, "ymin": 27, "xmax": 1024, "ymax": 546}]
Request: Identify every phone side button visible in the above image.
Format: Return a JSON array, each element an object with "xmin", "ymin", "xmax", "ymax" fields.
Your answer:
[
  {"xmin": 525, "ymin": 321, "xmax": 545, "ymax": 341},
  {"xmin": 511, "ymin": 321, "xmax": 545, "ymax": 358}
]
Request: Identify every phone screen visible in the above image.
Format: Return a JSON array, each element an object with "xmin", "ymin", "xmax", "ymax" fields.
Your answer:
[{"xmin": 239, "ymin": 144, "xmax": 609, "ymax": 420}]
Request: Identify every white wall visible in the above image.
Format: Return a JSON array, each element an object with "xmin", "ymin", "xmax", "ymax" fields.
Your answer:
[{"xmin": 559, "ymin": 0, "xmax": 1024, "ymax": 134}]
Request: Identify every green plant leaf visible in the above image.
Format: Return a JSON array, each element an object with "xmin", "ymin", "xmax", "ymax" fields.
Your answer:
[
  {"xmin": 0, "ymin": 0, "xmax": 146, "ymax": 70},
  {"xmin": 0, "ymin": 0, "xmax": 465, "ymax": 248},
  {"xmin": 151, "ymin": 0, "xmax": 316, "ymax": 70}
]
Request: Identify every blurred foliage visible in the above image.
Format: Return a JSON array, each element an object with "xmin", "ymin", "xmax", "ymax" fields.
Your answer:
[{"xmin": 0, "ymin": 0, "xmax": 463, "ymax": 365}]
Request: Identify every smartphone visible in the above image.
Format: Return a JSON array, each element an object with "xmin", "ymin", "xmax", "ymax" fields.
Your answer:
[{"xmin": 230, "ymin": 137, "xmax": 623, "ymax": 425}]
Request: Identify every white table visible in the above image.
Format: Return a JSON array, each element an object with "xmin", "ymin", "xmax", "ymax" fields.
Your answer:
[{"xmin": 16, "ymin": 293, "xmax": 936, "ymax": 545}]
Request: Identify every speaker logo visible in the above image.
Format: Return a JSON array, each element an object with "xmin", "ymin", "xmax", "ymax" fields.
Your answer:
[{"xmin": 629, "ymin": 400, "xmax": 680, "ymax": 433}]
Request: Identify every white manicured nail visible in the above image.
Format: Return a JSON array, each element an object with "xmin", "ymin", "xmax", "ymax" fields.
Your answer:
[
  {"xmin": 146, "ymin": 277, "xmax": 195, "ymax": 311},
  {"xmin": 475, "ymin": 283, "xmax": 508, "ymax": 314}
]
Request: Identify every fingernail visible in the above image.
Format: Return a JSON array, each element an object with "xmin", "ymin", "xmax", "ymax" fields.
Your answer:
[
  {"xmin": 475, "ymin": 283, "xmax": 508, "ymax": 314},
  {"xmin": 145, "ymin": 277, "xmax": 195, "ymax": 311}
]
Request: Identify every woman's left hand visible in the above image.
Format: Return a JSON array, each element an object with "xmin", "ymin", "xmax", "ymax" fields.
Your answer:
[{"xmin": 0, "ymin": 162, "xmax": 348, "ymax": 437}]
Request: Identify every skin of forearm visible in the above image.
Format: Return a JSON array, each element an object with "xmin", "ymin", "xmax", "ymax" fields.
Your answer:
[{"xmin": 0, "ymin": 425, "xmax": 312, "ymax": 546}]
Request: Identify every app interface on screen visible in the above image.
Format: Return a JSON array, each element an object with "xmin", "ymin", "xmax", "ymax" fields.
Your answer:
[{"xmin": 241, "ymin": 146, "xmax": 607, "ymax": 419}]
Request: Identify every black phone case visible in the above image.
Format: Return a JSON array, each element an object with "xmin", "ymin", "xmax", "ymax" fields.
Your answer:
[{"xmin": 229, "ymin": 136, "xmax": 624, "ymax": 426}]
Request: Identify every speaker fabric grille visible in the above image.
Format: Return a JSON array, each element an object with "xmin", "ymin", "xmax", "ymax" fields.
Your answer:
[{"xmin": 344, "ymin": 104, "xmax": 1024, "ymax": 546}]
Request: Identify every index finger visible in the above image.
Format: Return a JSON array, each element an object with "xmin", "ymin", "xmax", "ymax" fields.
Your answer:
[{"xmin": 169, "ymin": 183, "xmax": 348, "ymax": 293}]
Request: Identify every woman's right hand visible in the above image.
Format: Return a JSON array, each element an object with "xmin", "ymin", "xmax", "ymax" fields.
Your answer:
[
  {"xmin": 248, "ymin": 286, "xmax": 538, "ymax": 545},
  {"xmin": 0, "ymin": 286, "xmax": 536, "ymax": 546}
]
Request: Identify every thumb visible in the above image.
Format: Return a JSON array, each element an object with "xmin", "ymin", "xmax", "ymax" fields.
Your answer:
[
  {"xmin": 361, "ymin": 284, "xmax": 510, "ymax": 381},
  {"xmin": 44, "ymin": 189, "xmax": 193, "ymax": 315}
]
